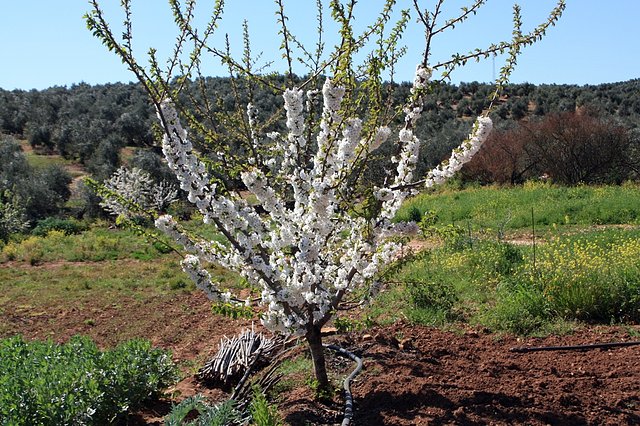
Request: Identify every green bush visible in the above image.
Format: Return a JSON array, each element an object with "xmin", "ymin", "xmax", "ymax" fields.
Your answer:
[
  {"xmin": 409, "ymin": 280, "xmax": 457, "ymax": 312},
  {"xmin": 407, "ymin": 279, "xmax": 459, "ymax": 325},
  {"xmin": 466, "ymin": 241, "xmax": 523, "ymax": 278},
  {"xmin": 406, "ymin": 205, "xmax": 422, "ymax": 223},
  {"xmin": 0, "ymin": 336, "xmax": 178, "ymax": 425},
  {"xmin": 485, "ymin": 281, "xmax": 551, "ymax": 335},
  {"xmin": 249, "ymin": 386, "xmax": 283, "ymax": 426},
  {"xmin": 32, "ymin": 217, "xmax": 88, "ymax": 237}
]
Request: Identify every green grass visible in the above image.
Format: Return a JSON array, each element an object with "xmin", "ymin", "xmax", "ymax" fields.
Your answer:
[
  {"xmin": 519, "ymin": 229, "xmax": 640, "ymax": 322},
  {"xmin": 0, "ymin": 256, "xmax": 244, "ymax": 315},
  {"xmin": 272, "ymin": 355, "xmax": 314, "ymax": 394},
  {"xmin": 18, "ymin": 139, "xmax": 82, "ymax": 173},
  {"xmin": 3, "ymin": 181, "xmax": 639, "ymax": 343},
  {"xmin": 0, "ymin": 218, "xmax": 230, "ymax": 266},
  {"xmin": 373, "ymin": 227, "xmax": 640, "ymax": 335},
  {"xmin": 396, "ymin": 182, "xmax": 640, "ymax": 232},
  {"xmin": 0, "ymin": 225, "xmax": 244, "ymax": 332},
  {"xmin": 25, "ymin": 152, "xmax": 71, "ymax": 169},
  {"xmin": 0, "ymin": 258, "xmax": 188, "ymax": 301},
  {"xmin": 2, "ymin": 226, "xmax": 171, "ymax": 264}
]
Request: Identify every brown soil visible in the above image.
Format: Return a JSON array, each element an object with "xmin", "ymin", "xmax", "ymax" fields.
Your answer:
[
  {"xmin": 2, "ymin": 280, "xmax": 639, "ymax": 425},
  {"xmin": 280, "ymin": 324, "xmax": 640, "ymax": 425}
]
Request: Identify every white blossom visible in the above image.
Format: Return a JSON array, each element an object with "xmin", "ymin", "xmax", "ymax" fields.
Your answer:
[
  {"xmin": 424, "ymin": 115, "xmax": 493, "ymax": 188},
  {"xmin": 100, "ymin": 167, "xmax": 177, "ymax": 217},
  {"xmin": 181, "ymin": 254, "xmax": 231, "ymax": 303},
  {"xmin": 148, "ymin": 65, "xmax": 491, "ymax": 338}
]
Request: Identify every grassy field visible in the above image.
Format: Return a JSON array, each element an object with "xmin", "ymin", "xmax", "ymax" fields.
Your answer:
[
  {"xmin": 0, "ymin": 223, "xmax": 246, "ymax": 338},
  {"xmin": 364, "ymin": 227, "xmax": 640, "ymax": 335},
  {"xmin": 395, "ymin": 181, "xmax": 640, "ymax": 232},
  {"xmin": 358, "ymin": 183, "xmax": 640, "ymax": 334},
  {"xmin": 2, "ymin": 183, "xmax": 640, "ymax": 340},
  {"xmin": 2, "ymin": 182, "xmax": 640, "ymax": 423}
]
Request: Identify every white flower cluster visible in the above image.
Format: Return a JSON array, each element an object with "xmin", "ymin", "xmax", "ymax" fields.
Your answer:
[
  {"xmin": 424, "ymin": 115, "xmax": 493, "ymax": 188},
  {"xmin": 152, "ymin": 64, "xmax": 491, "ymax": 337},
  {"xmin": 100, "ymin": 166, "xmax": 153, "ymax": 217},
  {"xmin": 281, "ymin": 88, "xmax": 305, "ymax": 172},
  {"xmin": 181, "ymin": 254, "xmax": 232, "ymax": 303},
  {"xmin": 100, "ymin": 166, "xmax": 177, "ymax": 217},
  {"xmin": 404, "ymin": 64, "xmax": 431, "ymax": 128},
  {"xmin": 377, "ymin": 65, "xmax": 432, "ymax": 222},
  {"xmin": 157, "ymin": 99, "xmax": 266, "ymax": 235}
]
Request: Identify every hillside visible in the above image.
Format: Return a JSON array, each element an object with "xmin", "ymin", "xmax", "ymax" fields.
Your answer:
[{"xmin": 1, "ymin": 78, "xmax": 639, "ymax": 182}]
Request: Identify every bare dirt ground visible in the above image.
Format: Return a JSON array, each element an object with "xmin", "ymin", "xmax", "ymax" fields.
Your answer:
[
  {"xmin": 281, "ymin": 323, "xmax": 640, "ymax": 425},
  {"xmin": 2, "ymin": 284, "xmax": 639, "ymax": 425}
]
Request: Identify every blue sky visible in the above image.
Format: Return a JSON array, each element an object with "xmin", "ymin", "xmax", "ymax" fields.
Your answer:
[{"xmin": 1, "ymin": 1, "xmax": 638, "ymax": 90}]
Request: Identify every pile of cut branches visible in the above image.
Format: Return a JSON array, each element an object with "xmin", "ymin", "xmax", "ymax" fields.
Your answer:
[{"xmin": 198, "ymin": 326, "xmax": 282, "ymax": 389}]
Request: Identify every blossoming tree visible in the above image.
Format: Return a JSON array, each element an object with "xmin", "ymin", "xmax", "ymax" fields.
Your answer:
[{"xmin": 86, "ymin": 0, "xmax": 565, "ymax": 393}]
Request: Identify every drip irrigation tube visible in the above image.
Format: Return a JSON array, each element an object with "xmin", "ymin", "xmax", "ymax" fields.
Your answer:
[
  {"xmin": 325, "ymin": 344, "xmax": 363, "ymax": 426},
  {"xmin": 510, "ymin": 340, "xmax": 640, "ymax": 353}
]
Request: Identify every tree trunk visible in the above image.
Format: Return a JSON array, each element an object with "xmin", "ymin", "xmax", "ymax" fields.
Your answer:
[{"xmin": 306, "ymin": 324, "xmax": 330, "ymax": 397}]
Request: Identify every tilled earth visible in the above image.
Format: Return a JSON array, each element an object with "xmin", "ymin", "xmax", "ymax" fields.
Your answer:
[
  {"xmin": 2, "ymin": 288, "xmax": 639, "ymax": 425},
  {"xmin": 281, "ymin": 323, "xmax": 640, "ymax": 425}
]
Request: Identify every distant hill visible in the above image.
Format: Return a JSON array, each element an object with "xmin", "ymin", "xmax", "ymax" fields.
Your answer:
[{"xmin": 1, "ymin": 78, "xmax": 638, "ymax": 181}]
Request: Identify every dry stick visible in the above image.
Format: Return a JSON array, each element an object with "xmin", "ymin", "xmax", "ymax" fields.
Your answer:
[
  {"xmin": 230, "ymin": 347, "xmax": 264, "ymax": 400},
  {"xmin": 510, "ymin": 340, "xmax": 640, "ymax": 353},
  {"xmin": 199, "ymin": 328, "xmax": 280, "ymax": 385},
  {"xmin": 531, "ymin": 207, "xmax": 536, "ymax": 275}
]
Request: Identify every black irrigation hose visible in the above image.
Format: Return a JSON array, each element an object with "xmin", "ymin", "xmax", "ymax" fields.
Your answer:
[
  {"xmin": 510, "ymin": 340, "xmax": 640, "ymax": 353},
  {"xmin": 325, "ymin": 344, "xmax": 363, "ymax": 426}
]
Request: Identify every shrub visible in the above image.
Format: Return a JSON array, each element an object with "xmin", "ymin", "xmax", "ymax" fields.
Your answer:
[
  {"xmin": 32, "ymin": 217, "xmax": 88, "ymax": 237},
  {"xmin": 0, "ymin": 336, "xmax": 178, "ymax": 425},
  {"xmin": 463, "ymin": 109, "xmax": 637, "ymax": 185},
  {"xmin": 249, "ymin": 386, "xmax": 283, "ymax": 426},
  {"xmin": 409, "ymin": 279, "xmax": 458, "ymax": 312},
  {"xmin": 471, "ymin": 241, "xmax": 524, "ymax": 277},
  {"xmin": 461, "ymin": 124, "xmax": 533, "ymax": 184},
  {"xmin": 0, "ymin": 190, "xmax": 29, "ymax": 242},
  {"xmin": 406, "ymin": 205, "xmax": 422, "ymax": 223},
  {"xmin": 0, "ymin": 136, "xmax": 72, "ymax": 222},
  {"xmin": 486, "ymin": 281, "xmax": 551, "ymax": 335},
  {"xmin": 19, "ymin": 235, "xmax": 45, "ymax": 265},
  {"xmin": 407, "ymin": 279, "xmax": 459, "ymax": 325},
  {"xmin": 20, "ymin": 164, "xmax": 73, "ymax": 222}
]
